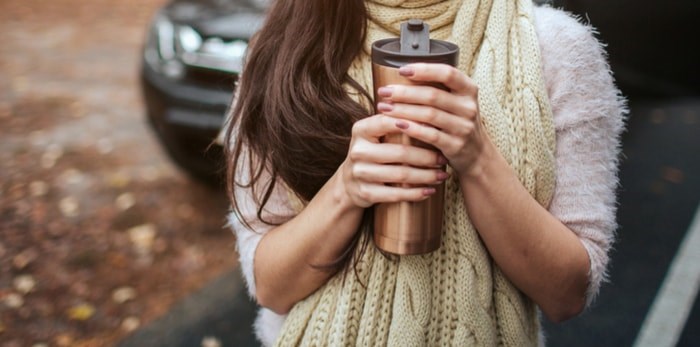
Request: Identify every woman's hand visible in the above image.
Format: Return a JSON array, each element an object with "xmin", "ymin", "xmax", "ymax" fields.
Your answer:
[
  {"xmin": 375, "ymin": 63, "xmax": 490, "ymax": 180},
  {"xmin": 342, "ymin": 114, "xmax": 450, "ymax": 208}
]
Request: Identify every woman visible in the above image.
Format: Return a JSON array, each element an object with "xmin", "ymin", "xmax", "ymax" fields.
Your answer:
[{"xmin": 223, "ymin": 0, "xmax": 626, "ymax": 345}]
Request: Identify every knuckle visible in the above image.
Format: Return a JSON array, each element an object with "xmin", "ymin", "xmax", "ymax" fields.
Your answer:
[
  {"xmin": 394, "ymin": 168, "xmax": 409, "ymax": 182},
  {"xmin": 461, "ymin": 99, "xmax": 479, "ymax": 120},
  {"xmin": 427, "ymin": 90, "xmax": 439, "ymax": 104},
  {"xmin": 351, "ymin": 121, "xmax": 365, "ymax": 137},
  {"xmin": 357, "ymin": 185, "xmax": 372, "ymax": 201},
  {"xmin": 457, "ymin": 138, "xmax": 468, "ymax": 149},
  {"xmin": 443, "ymin": 148, "xmax": 458, "ymax": 158},
  {"xmin": 467, "ymin": 99, "xmax": 478, "ymax": 111},
  {"xmin": 397, "ymin": 145, "xmax": 410, "ymax": 163},
  {"xmin": 449, "ymin": 139, "xmax": 465, "ymax": 154},
  {"xmin": 379, "ymin": 114, "xmax": 394, "ymax": 128},
  {"xmin": 387, "ymin": 192, "xmax": 403, "ymax": 203},
  {"xmin": 447, "ymin": 67, "xmax": 459, "ymax": 83},
  {"xmin": 409, "ymin": 189, "xmax": 424, "ymax": 201},
  {"xmin": 349, "ymin": 143, "xmax": 366, "ymax": 161},
  {"xmin": 351, "ymin": 164, "xmax": 363, "ymax": 179},
  {"xmin": 427, "ymin": 129, "xmax": 441, "ymax": 143},
  {"xmin": 462, "ymin": 121, "xmax": 475, "ymax": 135},
  {"xmin": 426, "ymin": 108, "xmax": 439, "ymax": 122},
  {"xmin": 461, "ymin": 99, "xmax": 477, "ymax": 115}
]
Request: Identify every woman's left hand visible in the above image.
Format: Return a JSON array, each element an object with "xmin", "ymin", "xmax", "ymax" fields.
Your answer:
[{"xmin": 376, "ymin": 63, "xmax": 490, "ymax": 179}]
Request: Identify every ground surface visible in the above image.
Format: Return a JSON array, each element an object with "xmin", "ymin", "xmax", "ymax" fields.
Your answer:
[{"xmin": 0, "ymin": 1, "xmax": 237, "ymax": 346}]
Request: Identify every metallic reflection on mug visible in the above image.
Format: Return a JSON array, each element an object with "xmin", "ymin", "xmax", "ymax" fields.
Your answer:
[{"xmin": 371, "ymin": 19, "xmax": 459, "ymax": 255}]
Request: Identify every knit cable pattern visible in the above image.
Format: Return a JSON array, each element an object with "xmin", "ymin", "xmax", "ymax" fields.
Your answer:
[{"xmin": 275, "ymin": 0, "xmax": 556, "ymax": 345}]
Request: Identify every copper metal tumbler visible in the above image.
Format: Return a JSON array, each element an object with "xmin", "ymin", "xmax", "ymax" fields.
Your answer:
[{"xmin": 371, "ymin": 19, "xmax": 459, "ymax": 255}]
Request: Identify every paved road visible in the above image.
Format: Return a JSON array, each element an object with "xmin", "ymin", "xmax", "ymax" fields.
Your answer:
[
  {"xmin": 121, "ymin": 96, "xmax": 700, "ymax": 346},
  {"xmin": 542, "ymin": 97, "xmax": 700, "ymax": 346}
]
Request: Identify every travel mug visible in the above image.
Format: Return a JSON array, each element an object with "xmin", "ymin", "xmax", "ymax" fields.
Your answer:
[{"xmin": 371, "ymin": 19, "xmax": 459, "ymax": 255}]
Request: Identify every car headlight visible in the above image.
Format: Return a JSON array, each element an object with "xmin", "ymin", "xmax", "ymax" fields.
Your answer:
[
  {"xmin": 145, "ymin": 14, "xmax": 184, "ymax": 79},
  {"xmin": 177, "ymin": 25, "xmax": 202, "ymax": 53},
  {"xmin": 182, "ymin": 38, "xmax": 247, "ymax": 74},
  {"xmin": 144, "ymin": 13, "xmax": 247, "ymax": 79}
]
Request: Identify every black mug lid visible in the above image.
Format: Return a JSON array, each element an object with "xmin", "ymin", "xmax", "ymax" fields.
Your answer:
[{"xmin": 372, "ymin": 19, "xmax": 459, "ymax": 68}]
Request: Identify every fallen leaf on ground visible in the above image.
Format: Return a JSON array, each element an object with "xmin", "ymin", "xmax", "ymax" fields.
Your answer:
[
  {"xmin": 201, "ymin": 336, "xmax": 222, "ymax": 347},
  {"xmin": 115, "ymin": 192, "xmax": 135, "ymax": 210},
  {"xmin": 13, "ymin": 274, "xmax": 36, "ymax": 294},
  {"xmin": 3, "ymin": 293, "xmax": 24, "ymax": 309},
  {"xmin": 54, "ymin": 334, "xmax": 74, "ymax": 347},
  {"xmin": 12, "ymin": 248, "xmax": 38, "ymax": 269},
  {"xmin": 29, "ymin": 180, "xmax": 49, "ymax": 197},
  {"xmin": 112, "ymin": 286, "xmax": 136, "ymax": 304},
  {"xmin": 128, "ymin": 224, "xmax": 157, "ymax": 253},
  {"xmin": 107, "ymin": 172, "xmax": 131, "ymax": 188},
  {"xmin": 59, "ymin": 196, "xmax": 80, "ymax": 217},
  {"xmin": 121, "ymin": 316, "xmax": 140, "ymax": 332},
  {"xmin": 66, "ymin": 303, "xmax": 95, "ymax": 321}
]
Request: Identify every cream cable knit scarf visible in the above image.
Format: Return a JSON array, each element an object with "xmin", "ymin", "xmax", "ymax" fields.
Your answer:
[{"xmin": 276, "ymin": 0, "xmax": 556, "ymax": 345}]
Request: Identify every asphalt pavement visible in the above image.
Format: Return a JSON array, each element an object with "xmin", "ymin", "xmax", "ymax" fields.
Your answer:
[
  {"xmin": 119, "ymin": 95, "xmax": 700, "ymax": 346},
  {"xmin": 542, "ymin": 97, "xmax": 700, "ymax": 346}
]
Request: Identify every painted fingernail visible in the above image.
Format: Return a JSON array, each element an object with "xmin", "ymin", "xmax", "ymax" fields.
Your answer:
[
  {"xmin": 423, "ymin": 187, "xmax": 436, "ymax": 196},
  {"xmin": 377, "ymin": 102, "xmax": 393, "ymax": 112},
  {"xmin": 395, "ymin": 120, "xmax": 409, "ymax": 130},
  {"xmin": 399, "ymin": 66, "xmax": 414, "ymax": 77},
  {"xmin": 437, "ymin": 155, "xmax": 448, "ymax": 165},
  {"xmin": 436, "ymin": 171, "xmax": 449, "ymax": 181},
  {"xmin": 377, "ymin": 86, "xmax": 393, "ymax": 97}
]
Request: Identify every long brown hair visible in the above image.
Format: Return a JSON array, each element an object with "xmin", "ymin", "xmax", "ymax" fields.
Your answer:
[{"xmin": 224, "ymin": 0, "xmax": 373, "ymax": 271}]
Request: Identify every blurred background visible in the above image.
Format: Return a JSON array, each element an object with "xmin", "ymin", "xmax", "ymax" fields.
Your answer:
[
  {"xmin": 1, "ymin": 1, "xmax": 238, "ymax": 346},
  {"xmin": 1, "ymin": 0, "xmax": 698, "ymax": 346}
]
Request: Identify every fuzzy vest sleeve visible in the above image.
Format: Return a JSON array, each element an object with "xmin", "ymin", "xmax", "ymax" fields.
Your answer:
[
  {"xmin": 534, "ymin": 6, "xmax": 627, "ymax": 307},
  {"xmin": 227, "ymin": 146, "xmax": 298, "ymax": 299}
]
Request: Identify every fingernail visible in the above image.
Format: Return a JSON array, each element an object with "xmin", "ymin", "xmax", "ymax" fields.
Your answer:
[
  {"xmin": 423, "ymin": 187, "xmax": 436, "ymax": 196},
  {"xmin": 377, "ymin": 102, "xmax": 393, "ymax": 112},
  {"xmin": 399, "ymin": 66, "xmax": 414, "ymax": 77},
  {"xmin": 437, "ymin": 155, "xmax": 448, "ymax": 165},
  {"xmin": 436, "ymin": 171, "xmax": 449, "ymax": 181},
  {"xmin": 377, "ymin": 86, "xmax": 393, "ymax": 97},
  {"xmin": 395, "ymin": 120, "xmax": 409, "ymax": 130}
]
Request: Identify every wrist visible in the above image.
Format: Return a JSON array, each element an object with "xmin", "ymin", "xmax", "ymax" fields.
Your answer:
[{"xmin": 459, "ymin": 135, "xmax": 497, "ymax": 184}]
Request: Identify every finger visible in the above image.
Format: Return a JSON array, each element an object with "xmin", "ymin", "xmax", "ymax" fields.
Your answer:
[
  {"xmin": 349, "ymin": 141, "xmax": 447, "ymax": 168},
  {"xmin": 377, "ymin": 102, "xmax": 476, "ymax": 132},
  {"xmin": 398, "ymin": 63, "xmax": 477, "ymax": 96},
  {"xmin": 394, "ymin": 119, "xmax": 466, "ymax": 155},
  {"xmin": 352, "ymin": 162, "xmax": 449, "ymax": 185},
  {"xmin": 356, "ymin": 183, "xmax": 436, "ymax": 204},
  {"xmin": 351, "ymin": 114, "xmax": 402, "ymax": 140},
  {"xmin": 378, "ymin": 84, "xmax": 475, "ymax": 117}
]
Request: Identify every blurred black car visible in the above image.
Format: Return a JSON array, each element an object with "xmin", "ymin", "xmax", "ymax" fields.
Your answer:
[
  {"xmin": 141, "ymin": 0, "xmax": 698, "ymax": 184},
  {"xmin": 140, "ymin": 0, "xmax": 266, "ymax": 184}
]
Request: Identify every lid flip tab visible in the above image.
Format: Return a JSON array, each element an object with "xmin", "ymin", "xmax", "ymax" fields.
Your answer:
[{"xmin": 400, "ymin": 19, "xmax": 430, "ymax": 55}]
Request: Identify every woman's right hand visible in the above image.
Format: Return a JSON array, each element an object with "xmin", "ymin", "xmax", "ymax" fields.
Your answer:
[{"xmin": 342, "ymin": 114, "xmax": 450, "ymax": 208}]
